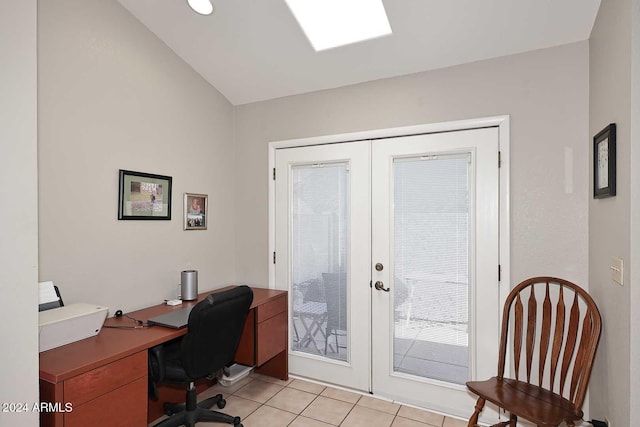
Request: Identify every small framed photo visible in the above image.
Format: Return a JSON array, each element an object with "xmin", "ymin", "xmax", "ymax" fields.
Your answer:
[
  {"xmin": 184, "ymin": 193, "xmax": 208, "ymax": 230},
  {"xmin": 593, "ymin": 123, "xmax": 616, "ymax": 199},
  {"xmin": 118, "ymin": 170, "xmax": 172, "ymax": 220}
]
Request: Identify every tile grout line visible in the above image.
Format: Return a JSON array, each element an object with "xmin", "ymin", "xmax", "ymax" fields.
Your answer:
[
  {"xmin": 268, "ymin": 384, "xmax": 325, "ymax": 425},
  {"xmin": 200, "ymin": 376, "xmax": 457, "ymax": 427},
  {"xmin": 227, "ymin": 377, "xmax": 265, "ymax": 421},
  {"xmin": 238, "ymin": 377, "xmax": 361, "ymax": 426},
  {"xmin": 283, "ymin": 392, "xmax": 321, "ymax": 426},
  {"xmin": 225, "ymin": 381, "xmax": 257, "ymax": 422},
  {"xmin": 335, "ymin": 394, "xmax": 361, "ymax": 427}
]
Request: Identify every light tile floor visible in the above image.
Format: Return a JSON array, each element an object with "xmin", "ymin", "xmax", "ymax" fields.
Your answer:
[{"xmin": 149, "ymin": 373, "xmax": 469, "ymax": 427}]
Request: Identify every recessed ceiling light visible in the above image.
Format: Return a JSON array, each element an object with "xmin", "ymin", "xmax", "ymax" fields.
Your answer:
[
  {"xmin": 285, "ymin": 0, "xmax": 392, "ymax": 51},
  {"xmin": 187, "ymin": 0, "xmax": 213, "ymax": 16}
]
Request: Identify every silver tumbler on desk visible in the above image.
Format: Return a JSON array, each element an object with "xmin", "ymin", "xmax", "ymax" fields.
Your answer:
[{"xmin": 180, "ymin": 270, "xmax": 198, "ymax": 301}]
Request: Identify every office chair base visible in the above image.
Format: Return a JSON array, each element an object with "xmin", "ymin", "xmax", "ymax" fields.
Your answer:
[
  {"xmin": 155, "ymin": 407, "xmax": 242, "ymax": 427},
  {"xmin": 155, "ymin": 388, "xmax": 241, "ymax": 427},
  {"xmin": 199, "ymin": 393, "xmax": 226, "ymax": 409},
  {"xmin": 163, "ymin": 393, "xmax": 226, "ymax": 417}
]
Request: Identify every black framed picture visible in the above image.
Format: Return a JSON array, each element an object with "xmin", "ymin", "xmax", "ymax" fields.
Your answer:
[
  {"xmin": 118, "ymin": 169, "xmax": 172, "ymax": 220},
  {"xmin": 593, "ymin": 123, "xmax": 616, "ymax": 199}
]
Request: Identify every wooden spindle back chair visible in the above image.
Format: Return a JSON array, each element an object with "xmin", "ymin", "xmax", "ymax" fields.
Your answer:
[{"xmin": 466, "ymin": 277, "xmax": 601, "ymax": 427}]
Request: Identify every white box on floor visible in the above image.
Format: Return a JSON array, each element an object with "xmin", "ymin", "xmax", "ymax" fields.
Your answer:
[{"xmin": 218, "ymin": 364, "xmax": 252, "ymax": 387}]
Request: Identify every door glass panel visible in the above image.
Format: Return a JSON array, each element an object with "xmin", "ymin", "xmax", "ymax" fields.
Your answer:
[
  {"xmin": 291, "ymin": 163, "xmax": 349, "ymax": 361},
  {"xmin": 393, "ymin": 154, "xmax": 470, "ymax": 384}
]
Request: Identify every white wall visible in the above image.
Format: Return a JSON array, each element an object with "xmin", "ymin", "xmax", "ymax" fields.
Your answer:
[
  {"xmin": 589, "ymin": 0, "xmax": 632, "ymax": 424},
  {"xmin": 0, "ymin": 1, "xmax": 39, "ymax": 425},
  {"xmin": 630, "ymin": 0, "xmax": 640, "ymax": 421},
  {"xmin": 234, "ymin": 42, "xmax": 590, "ymax": 295},
  {"xmin": 38, "ymin": 0, "xmax": 236, "ymax": 314},
  {"xmin": 30, "ymin": 1, "xmax": 623, "ymax": 423}
]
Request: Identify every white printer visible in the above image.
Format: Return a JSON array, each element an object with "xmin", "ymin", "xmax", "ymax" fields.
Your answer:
[
  {"xmin": 39, "ymin": 303, "xmax": 109, "ymax": 352},
  {"xmin": 37, "ymin": 281, "xmax": 109, "ymax": 352}
]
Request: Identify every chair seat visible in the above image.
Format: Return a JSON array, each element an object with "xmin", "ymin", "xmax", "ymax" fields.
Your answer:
[{"xmin": 466, "ymin": 377, "xmax": 580, "ymax": 426}]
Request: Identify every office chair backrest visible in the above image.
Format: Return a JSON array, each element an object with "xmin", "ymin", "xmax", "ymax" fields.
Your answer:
[
  {"xmin": 497, "ymin": 277, "xmax": 601, "ymax": 413},
  {"xmin": 180, "ymin": 285, "xmax": 253, "ymax": 380}
]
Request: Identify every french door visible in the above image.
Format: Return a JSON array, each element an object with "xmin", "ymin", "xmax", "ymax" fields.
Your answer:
[
  {"xmin": 274, "ymin": 141, "xmax": 372, "ymax": 390},
  {"xmin": 274, "ymin": 127, "xmax": 501, "ymax": 418}
]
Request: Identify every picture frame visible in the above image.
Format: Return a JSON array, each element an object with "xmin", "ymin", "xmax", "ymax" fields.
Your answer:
[
  {"xmin": 184, "ymin": 193, "xmax": 208, "ymax": 230},
  {"xmin": 118, "ymin": 170, "xmax": 172, "ymax": 220},
  {"xmin": 593, "ymin": 123, "xmax": 616, "ymax": 199}
]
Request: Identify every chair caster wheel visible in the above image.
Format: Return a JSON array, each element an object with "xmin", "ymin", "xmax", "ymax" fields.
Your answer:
[
  {"xmin": 217, "ymin": 398, "xmax": 226, "ymax": 409},
  {"xmin": 233, "ymin": 416, "xmax": 242, "ymax": 425}
]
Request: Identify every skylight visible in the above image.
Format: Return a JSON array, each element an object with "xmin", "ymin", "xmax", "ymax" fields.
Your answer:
[{"xmin": 285, "ymin": 0, "xmax": 392, "ymax": 52}]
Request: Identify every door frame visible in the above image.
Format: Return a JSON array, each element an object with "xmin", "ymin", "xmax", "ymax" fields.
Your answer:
[{"xmin": 267, "ymin": 115, "xmax": 511, "ymax": 386}]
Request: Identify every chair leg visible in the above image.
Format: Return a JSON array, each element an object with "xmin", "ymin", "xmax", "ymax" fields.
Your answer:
[
  {"xmin": 163, "ymin": 402, "xmax": 185, "ymax": 416},
  {"xmin": 195, "ymin": 407, "xmax": 241, "ymax": 425},
  {"xmin": 198, "ymin": 393, "xmax": 224, "ymax": 410},
  {"xmin": 488, "ymin": 413, "xmax": 517, "ymax": 427},
  {"xmin": 468, "ymin": 397, "xmax": 485, "ymax": 426},
  {"xmin": 156, "ymin": 388, "xmax": 241, "ymax": 427},
  {"xmin": 324, "ymin": 328, "xmax": 330, "ymax": 355},
  {"xmin": 293, "ymin": 319, "xmax": 300, "ymax": 344},
  {"xmin": 155, "ymin": 411, "xmax": 187, "ymax": 427}
]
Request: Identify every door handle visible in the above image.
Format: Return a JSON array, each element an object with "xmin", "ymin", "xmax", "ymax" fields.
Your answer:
[{"xmin": 374, "ymin": 281, "xmax": 390, "ymax": 292}]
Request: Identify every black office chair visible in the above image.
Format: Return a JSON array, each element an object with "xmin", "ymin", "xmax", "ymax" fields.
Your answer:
[{"xmin": 148, "ymin": 286, "xmax": 254, "ymax": 427}]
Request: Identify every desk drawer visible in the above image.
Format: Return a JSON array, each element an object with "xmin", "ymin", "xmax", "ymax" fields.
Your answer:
[
  {"xmin": 255, "ymin": 294, "xmax": 286, "ymax": 323},
  {"xmin": 65, "ymin": 376, "xmax": 147, "ymax": 427},
  {"xmin": 64, "ymin": 351, "xmax": 147, "ymax": 407},
  {"xmin": 256, "ymin": 311, "xmax": 287, "ymax": 365}
]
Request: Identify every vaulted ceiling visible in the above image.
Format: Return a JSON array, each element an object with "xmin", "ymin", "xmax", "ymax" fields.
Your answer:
[{"xmin": 118, "ymin": 0, "xmax": 600, "ymax": 105}]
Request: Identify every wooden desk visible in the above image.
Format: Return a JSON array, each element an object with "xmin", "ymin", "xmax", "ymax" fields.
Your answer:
[{"xmin": 39, "ymin": 287, "xmax": 288, "ymax": 427}]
